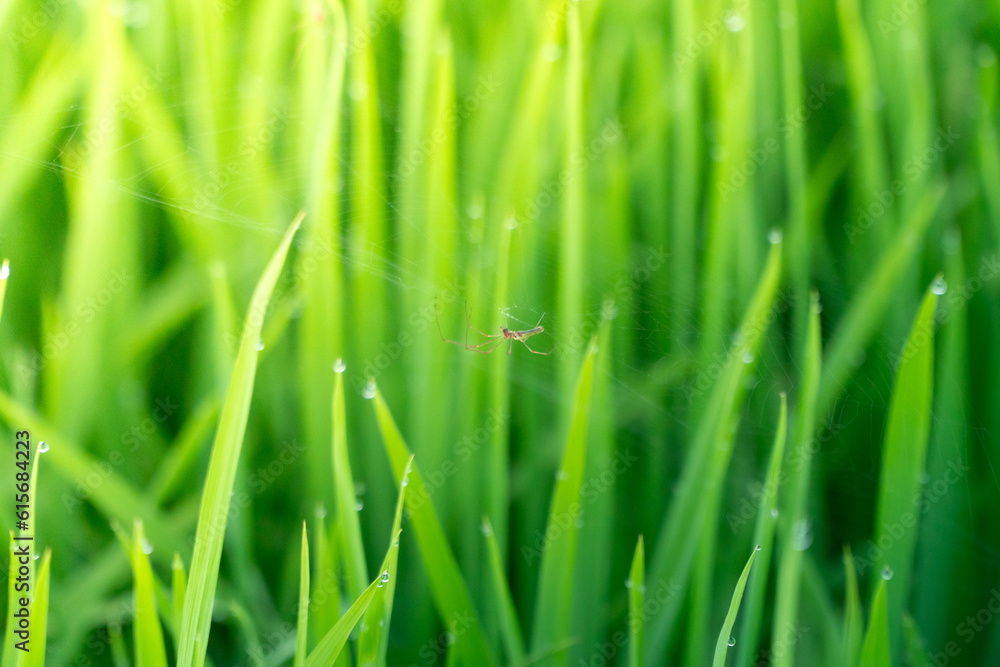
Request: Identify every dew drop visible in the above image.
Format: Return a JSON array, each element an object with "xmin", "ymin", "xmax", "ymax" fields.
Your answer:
[
  {"xmin": 0, "ymin": 262, "xmax": 9, "ymax": 280},
  {"xmin": 791, "ymin": 519, "xmax": 813, "ymax": 551},
  {"xmin": 315, "ymin": 504, "xmax": 328, "ymax": 519},
  {"xmin": 881, "ymin": 565, "xmax": 894, "ymax": 581},
  {"xmin": 724, "ymin": 11, "xmax": 745, "ymax": 32},
  {"xmin": 355, "ymin": 501, "xmax": 364, "ymax": 511},
  {"xmin": 542, "ymin": 43, "xmax": 562, "ymax": 61},
  {"xmin": 255, "ymin": 340, "xmax": 265, "ymax": 351},
  {"xmin": 32, "ymin": 553, "xmax": 39, "ymax": 560},
  {"xmin": 931, "ymin": 276, "xmax": 948, "ymax": 295},
  {"xmin": 401, "ymin": 474, "xmax": 409, "ymax": 487},
  {"xmin": 768, "ymin": 228, "xmax": 783, "ymax": 244},
  {"xmin": 141, "ymin": 538, "xmax": 154, "ymax": 555},
  {"xmin": 625, "ymin": 578, "xmax": 633, "ymax": 589},
  {"xmin": 555, "ymin": 469, "xmax": 569, "ymax": 481},
  {"xmin": 38, "ymin": 441, "xmax": 49, "ymax": 453},
  {"xmin": 755, "ymin": 544, "xmax": 762, "ymax": 552},
  {"xmin": 362, "ymin": 380, "xmax": 377, "ymax": 399},
  {"xmin": 504, "ymin": 216, "xmax": 519, "ymax": 230},
  {"xmin": 467, "ymin": 201, "xmax": 484, "ymax": 219},
  {"xmin": 741, "ymin": 350, "xmax": 754, "ymax": 364},
  {"xmin": 728, "ymin": 636, "xmax": 736, "ymax": 647},
  {"xmin": 381, "ymin": 570, "xmax": 390, "ymax": 583},
  {"xmin": 481, "ymin": 521, "xmax": 493, "ymax": 536},
  {"xmin": 770, "ymin": 508, "xmax": 779, "ymax": 519},
  {"xmin": 333, "ymin": 358, "xmax": 347, "ymax": 373}
]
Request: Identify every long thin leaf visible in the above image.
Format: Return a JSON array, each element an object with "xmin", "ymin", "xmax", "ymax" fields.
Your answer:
[
  {"xmin": 712, "ymin": 546, "xmax": 759, "ymax": 667},
  {"xmin": 859, "ymin": 581, "xmax": 890, "ymax": 667},
  {"xmin": 295, "ymin": 523, "xmax": 310, "ymax": 667},
  {"xmin": 132, "ymin": 521, "xmax": 168, "ymax": 667},
  {"xmin": 532, "ymin": 338, "xmax": 598, "ymax": 661},
  {"xmin": 177, "ymin": 214, "xmax": 303, "ymax": 667},
  {"xmin": 333, "ymin": 370, "xmax": 367, "ymax": 600},
  {"xmin": 372, "ymin": 388, "xmax": 493, "ymax": 667},
  {"xmin": 629, "ymin": 536, "xmax": 645, "ymax": 667},
  {"xmin": 483, "ymin": 517, "xmax": 526, "ymax": 667}
]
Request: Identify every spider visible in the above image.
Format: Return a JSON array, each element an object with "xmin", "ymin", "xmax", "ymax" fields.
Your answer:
[{"xmin": 435, "ymin": 302, "xmax": 553, "ymax": 356}]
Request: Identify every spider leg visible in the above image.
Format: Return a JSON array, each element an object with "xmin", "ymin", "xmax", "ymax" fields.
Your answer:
[
  {"xmin": 464, "ymin": 313, "xmax": 498, "ymax": 341},
  {"xmin": 518, "ymin": 338, "xmax": 554, "ymax": 355},
  {"xmin": 435, "ymin": 299, "xmax": 500, "ymax": 348},
  {"xmin": 470, "ymin": 337, "xmax": 507, "ymax": 355},
  {"xmin": 529, "ymin": 312, "xmax": 546, "ymax": 329}
]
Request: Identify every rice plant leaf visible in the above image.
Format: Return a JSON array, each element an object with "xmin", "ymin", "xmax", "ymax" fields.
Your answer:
[
  {"xmin": 22, "ymin": 549, "xmax": 51, "ymax": 667},
  {"xmin": 305, "ymin": 463, "xmax": 408, "ymax": 667},
  {"xmin": 172, "ymin": 553, "xmax": 187, "ymax": 643},
  {"xmin": 872, "ymin": 284, "xmax": 939, "ymax": 648},
  {"xmin": 371, "ymin": 388, "xmax": 493, "ymax": 667},
  {"xmin": 0, "ymin": 259, "xmax": 9, "ymax": 323},
  {"xmin": 333, "ymin": 371, "xmax": 368, "ymax": 600},
  {"xmin": 628, "ymin": 536, "xmax": 645, "ymax": 667},
  {"xmin": 859, "ymin": 581, "xmax": 890, "ymax": 667},
  {"xmin": 532, "ymin": 338, "xmax": 598, "ymax": 659},
  {"xmin": 3, "ymin": 533, "xmax": 19, "ymax": 667},
  {"xmin": 712, "ymin": 546, "xmax": 758, "ymax": 667},
  {"xmin": 358, "ymin": 456, "xmax": 412, "ymax": 666},
  {"xmin": 735, "ymin": 395, "xmax": 788, "ymax": 667},
  {"xmin": 132, "ymin": 521, "xmax": 168, "ymax": 667},
  {"xmin": 177, "ymin": 214, "xmax": 303, "ymax": 667},
  {"xmin": 817, "ymin": 185, "xmax": 944, "ymax": 418},
  {"xmin": 646, "ymin": 240, "xmax": 783, "ymax": 662},
  {"xmin": 772, "ymin": 294, "xmax": 822, "ymax": 667},
  {"xmin": 295, "ymin": 523, "xmax": 310, "ymax": 667},
  {"xmin": 483, "ymin": 517, "xmax": 526, "ymax": 667},
  {"xmin": 843, "ymin": 547, "xmax": 863, "ymax": 666}
]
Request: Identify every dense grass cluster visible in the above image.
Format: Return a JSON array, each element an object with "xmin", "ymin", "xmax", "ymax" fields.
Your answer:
[{"xmin": 1, "ymin": 0, "xmax": 999, "ymax": 665}]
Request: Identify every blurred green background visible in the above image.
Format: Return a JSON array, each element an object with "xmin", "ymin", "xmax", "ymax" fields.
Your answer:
[{"xmin": 1, "ymin": 0, "xmax": 999, "ymax": 664}]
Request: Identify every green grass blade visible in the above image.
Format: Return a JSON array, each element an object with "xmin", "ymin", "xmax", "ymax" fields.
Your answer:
[
  {"xmin": 843, "ymin": 546, "xmax": 863, "ymax": 665},
  {"xmin": 131, "ymin": 521, "xmax": 168, "ymax": 667},
  {"xmin": 0, "ymin": 259, "xmax": 8, "ymax": 323},
  {"xmin": 23, "ymin": 549, "xmax": 50, "ymax": 667},
  {"xmin": 859, "ymin": 581, "xmax": 890, "ymax": 667},
  {"xmin": 483, "ymin": 518, "xmax": 526, "ymax": 667},
  {"xmin": 646, "ymin": 239, "xmax": 783, "ymax": 662},
  {"xmin": 712, "ymin": 546, "xmax": 759, "ymax": 667},
  {"xmin": 871, "ymin": 284, "xmax": 939, "ymax": 649},
  {"xmin": 3, "ymin": 533, "xmax": 18, "ymax": 667},
  {"xmin": 371, "ymin": 388, "xmax": 493, "ymax": 667},
  {"xmin": 172, "ymin": 553, "xmax": 186, "ymax": 645},
  {"xmin": 333, "ymin": 371, "xmax": 368, "ymax": 600},
  {"xmin": 358, "ymin": 456, "xmax": 412, "ymax": 666},
  {"xmin": 817, "ymin": 185, "xmax": 944, "ymax": 418},
  {"xmin": 531, "ymin": 338, "xmax": 598, "ymax": 661},
  {"xmin": 295, "ymin": 523, "xmax": 310, "ymax": 667},
  {"xmin": 176, "ymin": 214, "xmax": 303, "ymax": 667},
  {"xmin": 735, "ymin": 395, "xmax": 788, "ymax": 667},
  {"xmin": 303, "ymin": 569, "xmax": 384, "ymax": 667},
  {"xmin": 629, "ymin": 536, "xmax": 645, "ymax": 667},
  {"xmin": 306, "ymin": 458, "xmax": 409, "ymax": 667},
  {"xmin": 772, "ymin": 294, "xmax": 822, "ymax": 667}
]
